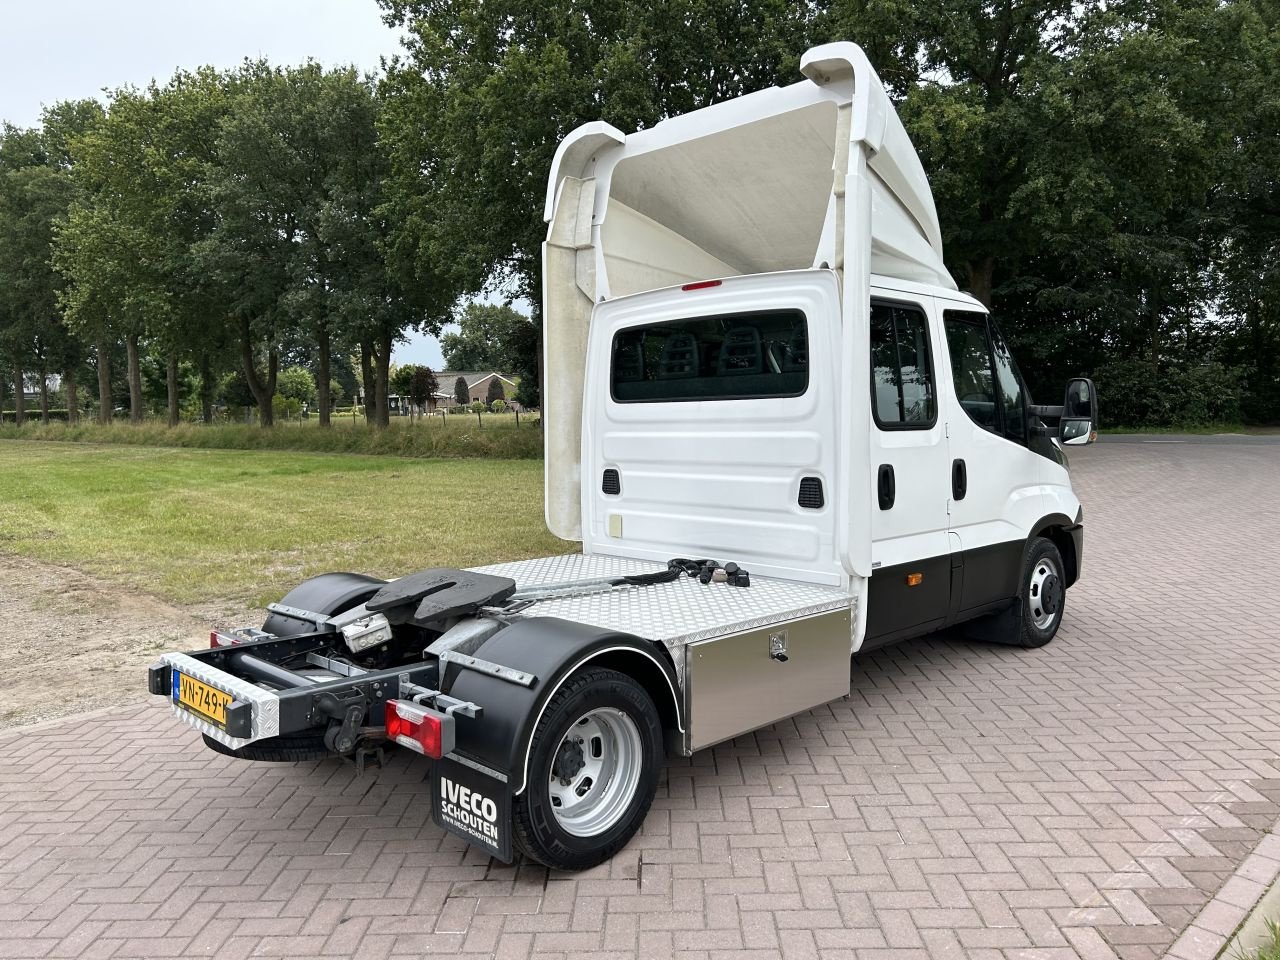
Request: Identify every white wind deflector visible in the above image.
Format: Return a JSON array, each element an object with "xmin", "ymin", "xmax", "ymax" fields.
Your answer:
[{"xmin": 543, "ymin": 41, "xmax": 954, "ymax": 543}]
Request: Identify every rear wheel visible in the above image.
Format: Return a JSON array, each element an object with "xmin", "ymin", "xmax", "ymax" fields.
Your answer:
[
  {"xmin": 512, "ymin": 667, "xmax": 662, "ymax": 870},
  {"xmin": 1016, "ymin": 536, "xmax": 1066, "ymax": 648}
]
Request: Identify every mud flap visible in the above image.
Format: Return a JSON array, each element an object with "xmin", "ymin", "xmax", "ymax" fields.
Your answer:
[
  {"xmin": 431, "ymin": 757, "xmax": 513, "ymax": 862},
  {"xmin": 962, "ymin": 598, "xmax": 1022, "ymax": 646}
]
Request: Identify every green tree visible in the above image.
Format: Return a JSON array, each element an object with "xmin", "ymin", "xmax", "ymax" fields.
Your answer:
[
  {"xmin": 485, "ymin": 376, "xmax": 505, "ymax": 405},
  {"xmin": 389, "ymin": 362, "xmax": 414, "ymax": 419},
  {"xmin": 821, "ymin": 0, "xmax": 1260, "ymax": 405},
  {"xmin": 195, "ymin": 63, "xmax": 451, "ymax": 429},
  {"xmin": 389, "ymin": 363, "xmax": 413, "ymax": 401},
  {"xmin": 54, "ymin": 199, "xmax": 136, "ymax": 423},
  {"xmin": 453, "ymin": 375, "xmax": 469, "ymax": 407},
  {"xmin": 0, "ymin": 136, "xmax": 61, "ymax": 423},
  {"xmin": 440, "ymin": 302, "xmax": 534, "ymax": 372},
  {"xmin": 276, "ymin": 365, "xmax": 317, "ymax": 405},
  {"xmin": 410, "ymin": 365, "xmax": 438, "ymax": 412},
  {"xmin": 55, "ymin": 87, "xmax": 177, "ymax": 424},
  {"xmin": 378, "ymin": 1, "xmax": 813, "ymax": 418},
  {"xmin": 379, "ymin": 1, "xmax": 814, "ymax": 304},
  {"xmin": 1208, "ymin": 0, "xmax": 1280, "ymax": 421},
  {"xmin": 0, "ymin": 111, "xmax": 99, "ymax": 426}
]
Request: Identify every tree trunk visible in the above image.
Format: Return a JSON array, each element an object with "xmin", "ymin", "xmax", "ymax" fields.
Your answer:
[
  {"xmin": 967, "ymin": 257, "xmax": 995, "ymax": 310},
  {"xmin": 64, "ymin": 368, "xmax": 79, "ymax": 425},
  {"xmin": 359, "ymin": 339, "xmax": 375, "ymax": 425},
  {"xmin": 375, "ymin": 331, "xmax": 392, "ymax": 428},
  {"xmin": 96, "ymin": 337, "xmax": 112, "ymax": 423},
  {"xmin": 199, "ymin": 353, "xmax": 214, "ymax": 424},
  {"xmin": 38, "ymin": 365, "xmax": 49, "ymax": 423},
  {"xmin": 1148, "ymin": 286, "xmax": 1162, "ymax": 370},
  {"xmin": 317, "ymin": 323, "xmax": 331, "ymax": 428},
  {"xmin": 126, "ymin": 334, "xmax": 143, "ymax": 423},
  {"xmin": 239, "ymin": 317, "xmax": 278, "ymax": 427},
  {"xmin": 166, "ymin": 353, "xmax": 180, "ymax": 427},
  {"xmin": 12, "ymin": 363, "xmax": 24, "ymax": 426}
]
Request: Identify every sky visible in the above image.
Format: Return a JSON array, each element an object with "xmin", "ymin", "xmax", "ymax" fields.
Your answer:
[{"xmin": 0, "ymin": 0, "xmax": 468, "ymax": 370}]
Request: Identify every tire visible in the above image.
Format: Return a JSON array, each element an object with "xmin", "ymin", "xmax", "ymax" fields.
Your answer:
[
  {"xmin": 202, "ymin": 731, "xmax": 331, "ymax": 762},
  {"xmin": 512, "ymin": 667, "xmax": 663, "ymax": 870},
  {"xmin": 1016, "ymin": 536, "xmax": 1066, "ymax": 648}
]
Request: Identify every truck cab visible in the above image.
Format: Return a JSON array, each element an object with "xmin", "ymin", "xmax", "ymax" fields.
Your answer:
[{"xmin": 545, "ymin": 41, "xmax": 1091, "ymax": 653}]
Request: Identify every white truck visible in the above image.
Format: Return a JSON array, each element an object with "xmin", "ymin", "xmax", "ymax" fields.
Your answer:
[{"xmin": 149, "ymin": 42, "xmax": 1096, "ymax": 870}]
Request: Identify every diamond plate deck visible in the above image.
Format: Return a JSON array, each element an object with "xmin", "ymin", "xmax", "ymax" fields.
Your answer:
[{"xmin": 470, "ymin": 553, "xmax": 854, "ymax": 646}]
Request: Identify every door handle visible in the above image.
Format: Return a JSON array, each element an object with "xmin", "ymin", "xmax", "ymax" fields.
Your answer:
[
  {"xmin": 952, "ymin": 458, "xmax": 967, "ymax": 501},
  {"xmin": 877, "ymin": 463, "xmax": 895, "ymax": 510}
]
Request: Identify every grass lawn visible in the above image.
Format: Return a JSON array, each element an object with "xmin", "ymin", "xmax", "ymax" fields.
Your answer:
[
  {"xmin": 0, "ymin": 413, "xmax": 543, "ymax": 458},
  {"xmin": 0, "ymin": 440, "xmax": 572, "ymax": 607},
  {"xmin": 1241, "ymin": 923, "xmax": 1280, "ymax": 960}
]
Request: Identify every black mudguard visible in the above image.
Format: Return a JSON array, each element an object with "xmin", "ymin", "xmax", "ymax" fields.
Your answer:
[
  {"xmin": 445, "ymin": 616, "xmax": 682, "ymax": 795},
  {"xmin": 261, "ymin": 572, "xmax": 388, "ymax": 637}
]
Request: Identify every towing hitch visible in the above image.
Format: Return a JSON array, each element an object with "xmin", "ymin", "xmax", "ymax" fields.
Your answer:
[{"xmin": 316, "ymin": 690, "xmax": 369, "ymax": 754}]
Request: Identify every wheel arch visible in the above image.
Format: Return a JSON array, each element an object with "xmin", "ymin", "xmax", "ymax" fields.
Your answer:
[
  {"xmin": 1029, "ymin": 513, "xmax": 1080, "ymax": 588},
  {"xmin": 446, "ymin": 617, "xmax": 683, "ymax": 796},
  {"xmin": 261, "ymin": 572, "xmax": 388, "ymax": 637}
]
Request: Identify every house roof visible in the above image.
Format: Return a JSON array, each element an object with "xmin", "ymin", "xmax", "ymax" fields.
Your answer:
[{"xmin": 438, "ymin": 371, "xmax": 517, "ymax": 388}]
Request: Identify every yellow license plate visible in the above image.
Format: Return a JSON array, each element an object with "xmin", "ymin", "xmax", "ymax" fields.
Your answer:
[{"xmin": 173, "ymin": 671, "xmax": 233, "ymax": 727}]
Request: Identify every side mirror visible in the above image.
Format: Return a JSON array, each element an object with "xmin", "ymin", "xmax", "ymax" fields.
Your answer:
[{"xmin": 1060, "ymin": 378, "xmax": 1097, "ymax": 445}]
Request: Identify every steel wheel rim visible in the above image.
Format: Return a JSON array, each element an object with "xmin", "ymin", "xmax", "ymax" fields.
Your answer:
[
  {"xmin": 548, "ymin": 708, "xmax": 643, "ymax": 838},
  {"xmin": 1028, "ymin": 555, "xmax": 1062, "ymax": 631}
]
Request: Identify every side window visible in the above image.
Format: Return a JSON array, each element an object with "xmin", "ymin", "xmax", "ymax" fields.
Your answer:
[
  {"xmin": 869, "ymin": 301, "xmax": 936, "ymax": 429},
  {"xmin": 943, "ymin": 312, "xmax": 998, "ymax": 432},
  {"xmin": 990, "ymin": 324, "xmax": 1027, "ymax": 444}
]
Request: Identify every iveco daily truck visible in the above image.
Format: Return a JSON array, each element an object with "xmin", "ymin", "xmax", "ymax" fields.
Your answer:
[{"xmin": 149, "ymin": 41, "xmax": 1097, "ymax": 870}]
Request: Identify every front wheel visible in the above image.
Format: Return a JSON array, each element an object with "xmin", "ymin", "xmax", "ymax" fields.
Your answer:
[
  {"xmin": 1017, "ymin": 536, "xmax": 1066, "ymax": 648},
  {"xmin": 512, "ymin": 667, "xmax": 662, "ymax": 870}
]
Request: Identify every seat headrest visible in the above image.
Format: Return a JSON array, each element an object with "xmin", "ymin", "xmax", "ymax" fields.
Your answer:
[
  {"xmin": 717, "ymin": 326, "xmax": 763, "ymax": 376},
  {"xmin": 657, "ymin": 332, "xmax": 699, "ymax": 379}
]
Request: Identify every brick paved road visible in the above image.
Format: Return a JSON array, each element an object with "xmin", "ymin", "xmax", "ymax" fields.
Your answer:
[{"xmin": 3, "ymin": 439, "xmax": 1280, "ymax": 960}]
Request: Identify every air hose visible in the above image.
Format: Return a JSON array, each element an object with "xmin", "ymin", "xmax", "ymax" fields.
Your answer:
[{"xmin": 507, "ymin": 558, "xmax": 750, "ymax": 604}]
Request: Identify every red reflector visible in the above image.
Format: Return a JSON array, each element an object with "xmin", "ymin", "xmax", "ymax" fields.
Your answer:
[
  {"xmin": 385, "ymin": 700, "xmax": 446, "ymax": 759},
  {"xmin": 210, "ymin": 630, "xmax": 240, "ymax": 648},
  {"xmin": 681, "ymin": 279, "xmax": 722, "ymax": 291}
]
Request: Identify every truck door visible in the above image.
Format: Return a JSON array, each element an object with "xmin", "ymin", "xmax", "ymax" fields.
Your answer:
[
  {"xmin": 938, "ymin": 305, "xmax": 1045, "ymax": 616},
  {"xmin": 864, "ymin": 294, "xmax": 953, "ymax": 644}
]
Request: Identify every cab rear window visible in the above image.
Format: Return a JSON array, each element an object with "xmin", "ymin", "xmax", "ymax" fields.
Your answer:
[{"xmin": 610, "ymin": 310, "xmax": 808, "ymax": 402}]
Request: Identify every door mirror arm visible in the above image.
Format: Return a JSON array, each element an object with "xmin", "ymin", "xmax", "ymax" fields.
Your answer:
[{"xmin": 1028, "ymin": 403, "xmax": 1064, "ymax": 423}]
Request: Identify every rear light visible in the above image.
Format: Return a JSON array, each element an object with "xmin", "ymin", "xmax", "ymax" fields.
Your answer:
[
  {"xmin": 385, "ymin": 700, "xmax": 455, "ymax": 759},
  {"xmin": 210, "ymin": 630, "xmax": 240, "ymax": 648},
  {"xmin": 681, "ymin": 279, "xmax": 722, "ymax": 291}
]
